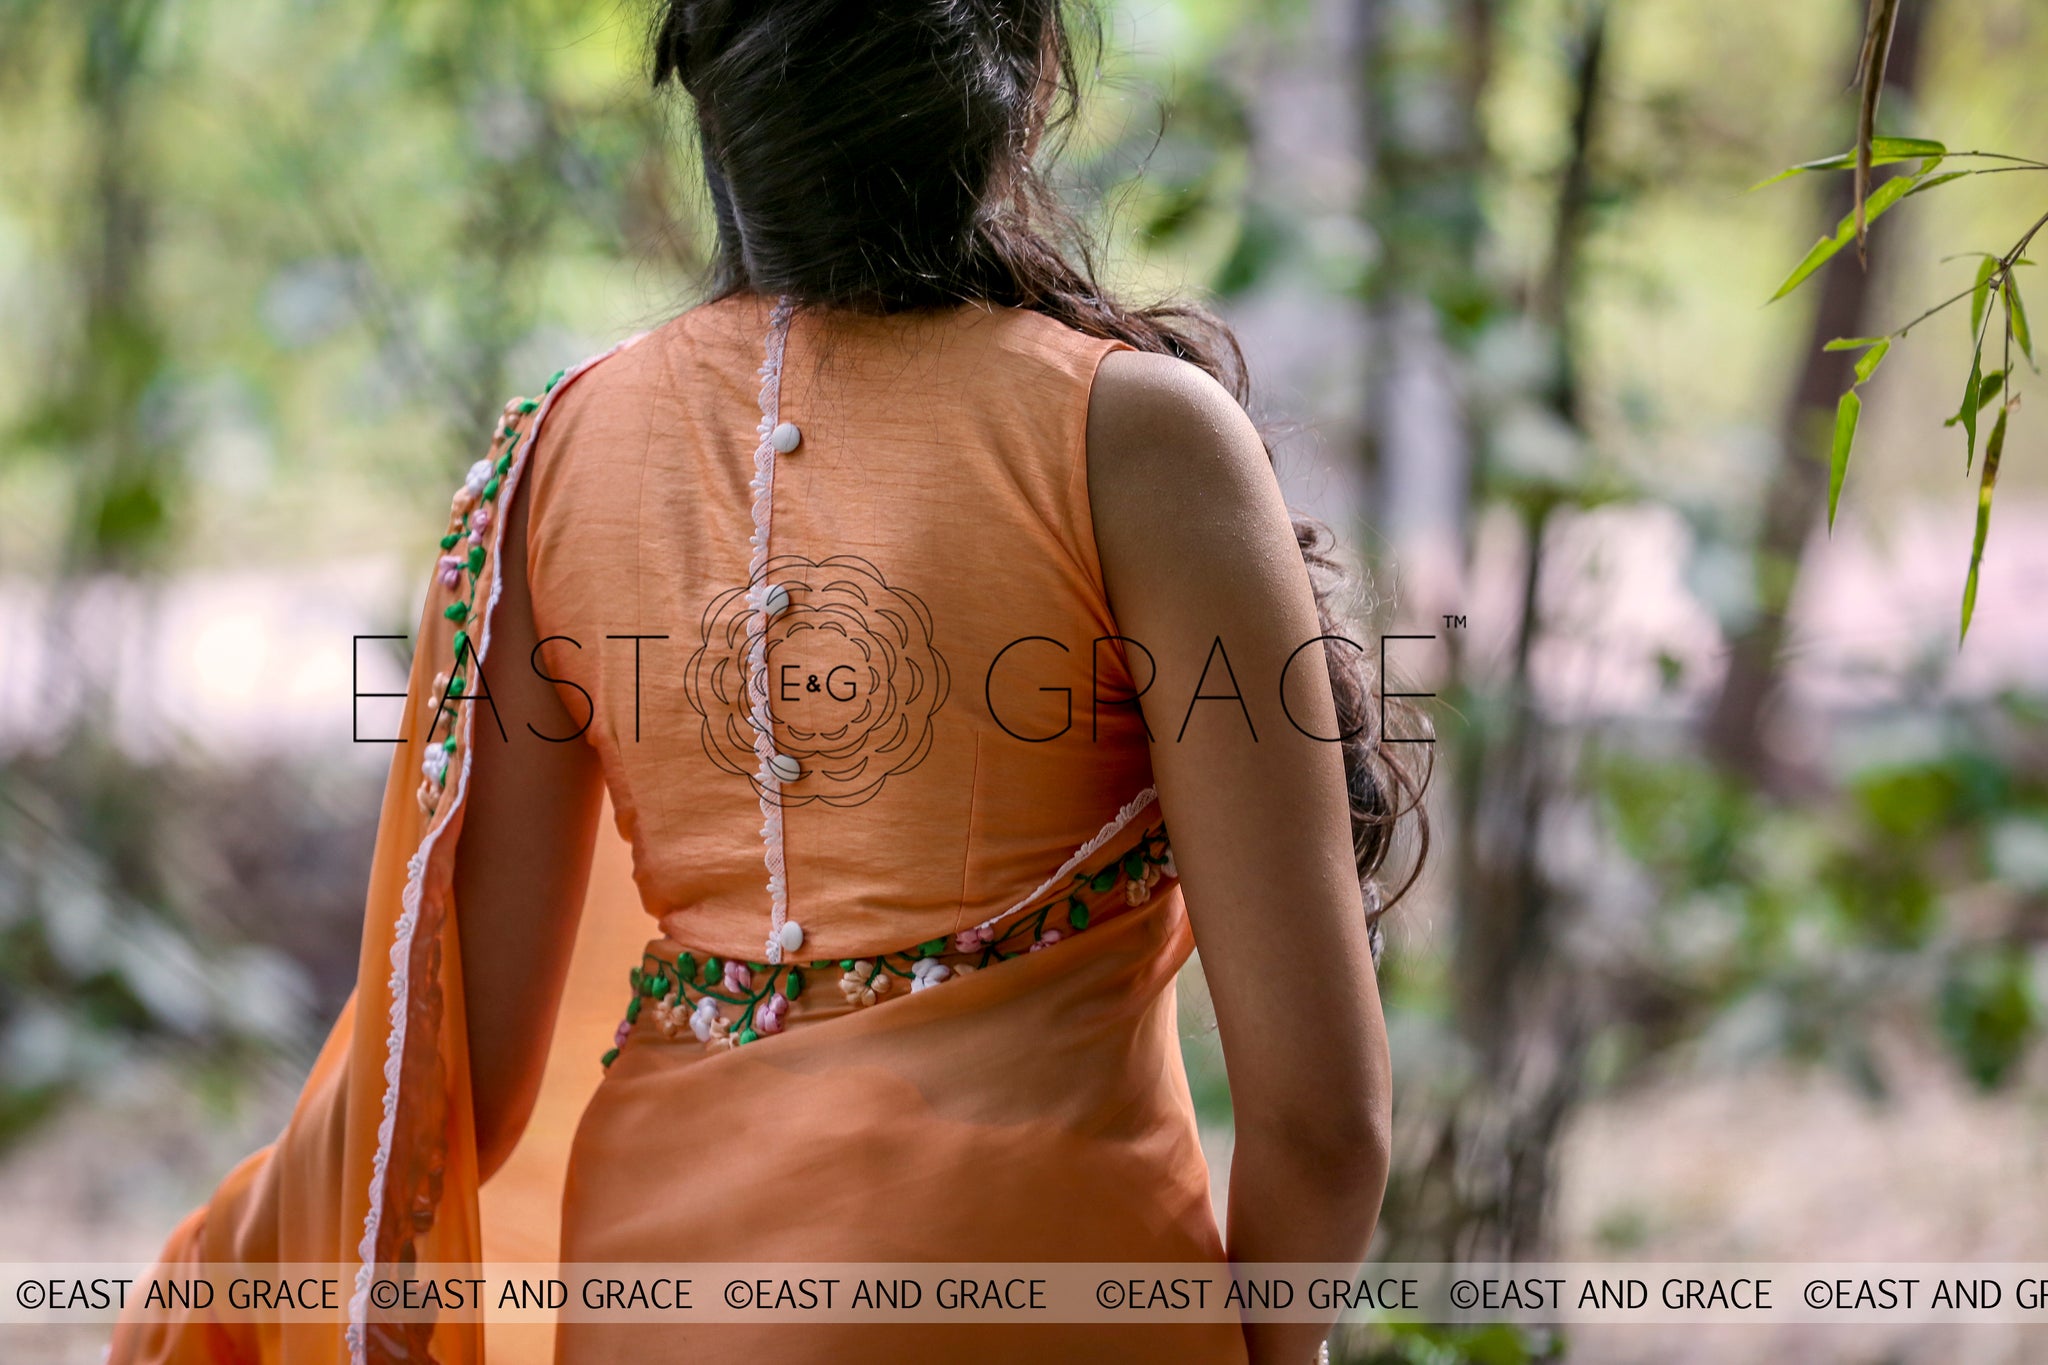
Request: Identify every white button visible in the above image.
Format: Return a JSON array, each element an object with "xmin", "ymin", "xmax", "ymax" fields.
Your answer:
[
  {"xmin": 768, "ymin": 751, "xmax": 803, "ymax": 782},
  {"xmin": 771, "ymin": 422, "xmax": 801, "ymax": 454},
  {"xmin": 763, "ymin": 583, "xmax": 791, "ymax": 618},
  {"xmin": 777, "ymin": 920, "xmax": 805, "ymax": 953}
]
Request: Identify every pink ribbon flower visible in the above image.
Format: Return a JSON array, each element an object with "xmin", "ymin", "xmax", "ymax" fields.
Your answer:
[{"xmin": 1028, "ymin": 927, "xmax": 1064, "ymax": 954}]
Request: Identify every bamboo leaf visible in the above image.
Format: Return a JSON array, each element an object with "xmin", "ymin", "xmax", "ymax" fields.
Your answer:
[
  {"xmin": 1829, "ymin": 390, "xmax": 1861, "ymax": 532},
  {"xmin": 1750, "ymin": 137, "xmax": 1946, "ymax": 190},
  {"xmin": 1952, "ymin": 358, "xmax": 1982, "ymax": 470},
  {"xmin": 1972, "ymin": 256, "xmax": 1999, "ymax": 339},
  {"xmin": 1903, "ymin": 170, "xmax": 1967, "ymax": 198},
  {"xmin": 1769, "ymin": 166, "xmax": 1925, "ymax": 302},
  {"xmin": 1773, "ymin": 238, "xmax": 1847, "ymax": 306},
  {"xmin": 1824, "ymin": 336, "xmax": 1888, "ymax": 351},
  {"xmin": 2007, "ymin": 276, "xmax": 2034, "ymax": 364},
  {"xmin": 1944, "ymin": 371, "xmax": 2005, "ymax": 426},
  {"xmin": 1853, "ymin": 338, "xmax": 1891, "ymax": 385},
  {"xmin": 1959, "ymin": 402, "xmax": 2008, "ymax": 644},
  {"xmin": 1941, "ymin": 366, "xmax": 2007, "ymax": 429},
  {"xmin": 1978, "ymin": 369, "xmax": 2006, "ymax": 411}
]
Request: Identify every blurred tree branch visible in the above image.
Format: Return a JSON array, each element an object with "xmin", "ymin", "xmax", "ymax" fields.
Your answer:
[
  {"xmin": 1706, "ymin": 0, "xmax": 1926, "ymax": 783},
  {"xmin": 1853, "ymin": 0, "xmax": 1903, "ymax": 256}
]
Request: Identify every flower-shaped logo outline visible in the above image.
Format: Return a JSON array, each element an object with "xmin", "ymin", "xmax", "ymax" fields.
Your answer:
[{"xmin": 683, "ymin": 554, "xmax": 950, "ymax": 808}]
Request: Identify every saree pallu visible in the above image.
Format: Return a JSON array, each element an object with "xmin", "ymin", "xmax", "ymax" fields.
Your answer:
[
  {"xmin": 109, "ymin": 335, "xmax": 1244, "ymax": 1364},
  {"xmin": 108, "ymin": 352, "xmax": 621, "ymax": 1365}
]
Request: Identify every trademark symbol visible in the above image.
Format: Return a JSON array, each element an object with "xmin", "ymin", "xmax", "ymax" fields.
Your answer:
[{"xmin": 1441, "ymin": 614, "xmax": 1468, "ymax": 630}]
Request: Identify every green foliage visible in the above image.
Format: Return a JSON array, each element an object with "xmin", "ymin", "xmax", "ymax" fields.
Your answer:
[
  {"xmin": 0, "ymin": 742, "xmax": 321, "ymax": 1150},
  {"xmin": 1343, "ymin": 1322, "xmax": 1564, "ymax": 1365},
  {"xmin": 1213, "ymin": 206, "xmax": 1291, "ymax": 300},
  {"xmin": 2007, "ymin": 275, "xmax": 2034, "ymax": 362},
  {"xmin": 0, "ymin": 1082, "xmax": 67, "ymax": 1150},
  {"xmin": 1768, "ymin": 150, "xmax": 1943, "ymax": 302},
  {"xmin": 1828, "ymin": 389, "xmax": 1859, "ymax": 532},
  {"xmin": 1750, "ymin": 136, "xmax": 1947, "ymax": 188},
  {"xmin": 1756, "ymin": 132, "xmax": 1988, "ymax": 544},
  {"xmin": 1590, "ymin": 708, "xmax": 2048, "ymax": 1089},
  {"xmin": 1761, "ymin": 75, "xmax": 2048, "ymax": 640},
  {"xmin": 1972, "ymin": 255, "xmax": 1999, "ymax": 338},
  {"xmin": 1938, "ymin": 947, "xmax": 2041, "ymax": 1090},
  {"xmin": 0, "ymin": 0, "xmax": 710, "ymax": 1136},
  {"xmin": 0, "ymin": 0, "xmax": 717, "ymax": 577},
  {"xmin": 1961, "ymin": 402, "xmax": 2007, "ymax": 642}
]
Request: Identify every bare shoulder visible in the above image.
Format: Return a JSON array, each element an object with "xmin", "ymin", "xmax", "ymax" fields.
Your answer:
[
  {"xmin": 1087, "ymin": 348, "xmax": 1268, "ymax": 488},
  {"xmin": 1085, "ymin": 348, "xmax": 1285, "ymax": 569}
]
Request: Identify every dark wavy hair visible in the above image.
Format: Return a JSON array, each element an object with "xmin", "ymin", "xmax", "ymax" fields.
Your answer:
[{"xmin": 650, "ymin": 0, "xmax": 1430, "ymax": 951}]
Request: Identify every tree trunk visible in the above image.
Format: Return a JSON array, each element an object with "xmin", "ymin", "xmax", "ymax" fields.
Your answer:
[
  {"xmin": 1358, "ymin": 0, "xmax": 1615, "ymax": 1270},
  {"xmin": 1703, "ymin": 1, "xmax": 1927, "ymax": 783}
]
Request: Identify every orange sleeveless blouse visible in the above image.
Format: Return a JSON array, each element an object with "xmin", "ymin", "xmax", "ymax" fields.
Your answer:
[{"xmin": 524, "ymin": 291, "xmax": 1158, "ymax": 964}]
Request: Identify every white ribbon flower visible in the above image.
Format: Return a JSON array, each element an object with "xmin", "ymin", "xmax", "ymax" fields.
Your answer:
[{"xmin": 689, "ymin": 996, "xmax": 723, "ymax": 1042}]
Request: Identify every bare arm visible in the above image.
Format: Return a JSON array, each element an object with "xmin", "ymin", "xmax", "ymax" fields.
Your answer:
[
  {"xmin": 1087, "ymin": 350, "xmax": 1392, "ymax": 1365},
  {"xmin": 448, "ymin": 471, "xmax": 605, "ymax": 1179}
]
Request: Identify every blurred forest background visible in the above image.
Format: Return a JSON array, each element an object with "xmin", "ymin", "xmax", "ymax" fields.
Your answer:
[{"xmin": 3, "ymin": 0, "xmax": 2047, "ymax": 1362}]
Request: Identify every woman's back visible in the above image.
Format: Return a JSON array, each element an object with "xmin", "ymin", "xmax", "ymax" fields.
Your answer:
[
  {"xmin": 524, "ymin": 292, "xmax": 1155, "ymax": 962},
  {"xmin": 520, "ymin": 296, "xmax": 1248, "ymax": 1364}
]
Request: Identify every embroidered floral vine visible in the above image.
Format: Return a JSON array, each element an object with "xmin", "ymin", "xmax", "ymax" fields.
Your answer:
[
  {"xmin": 414, "ymin": 370, "xmax": 565, "ymax": 819},
  {"xmin": 602, "ymin": 822, "xmax": 1176, "ymax": 1066}
]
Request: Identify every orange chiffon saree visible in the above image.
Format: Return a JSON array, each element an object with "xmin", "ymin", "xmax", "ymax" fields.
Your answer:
[{"xmin": 109, "ymin": 313, "xmax": 1244, "ymax": 1364}]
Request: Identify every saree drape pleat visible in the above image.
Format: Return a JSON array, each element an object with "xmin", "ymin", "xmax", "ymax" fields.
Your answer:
[
  {"xmin": 473, "ymin": 811, "xmax": 650, "ymax": 1365},
  {"xmin": 109, "ymin": 353, "xmax": 627, "ymax": 1365},
  {"xmin": 108, "ymin": 581, "xmax": 485, "ymax": 1364},
  {"xmin": 552, "ymin": 875, "xmax": 1241, "ymax": 1364}
]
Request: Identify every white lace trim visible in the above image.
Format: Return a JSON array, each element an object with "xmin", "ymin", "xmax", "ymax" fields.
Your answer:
[
  {"xmin": 965, "ymin": 785, "xmax": 1160, "ymax": 938},
  {"xmin": 748, "ymin": 296, "xmax": 797, "ymax": 964},
  {"xmin": 347, "ymin": 331, "xmax": 646, "ymax": 1363}
]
